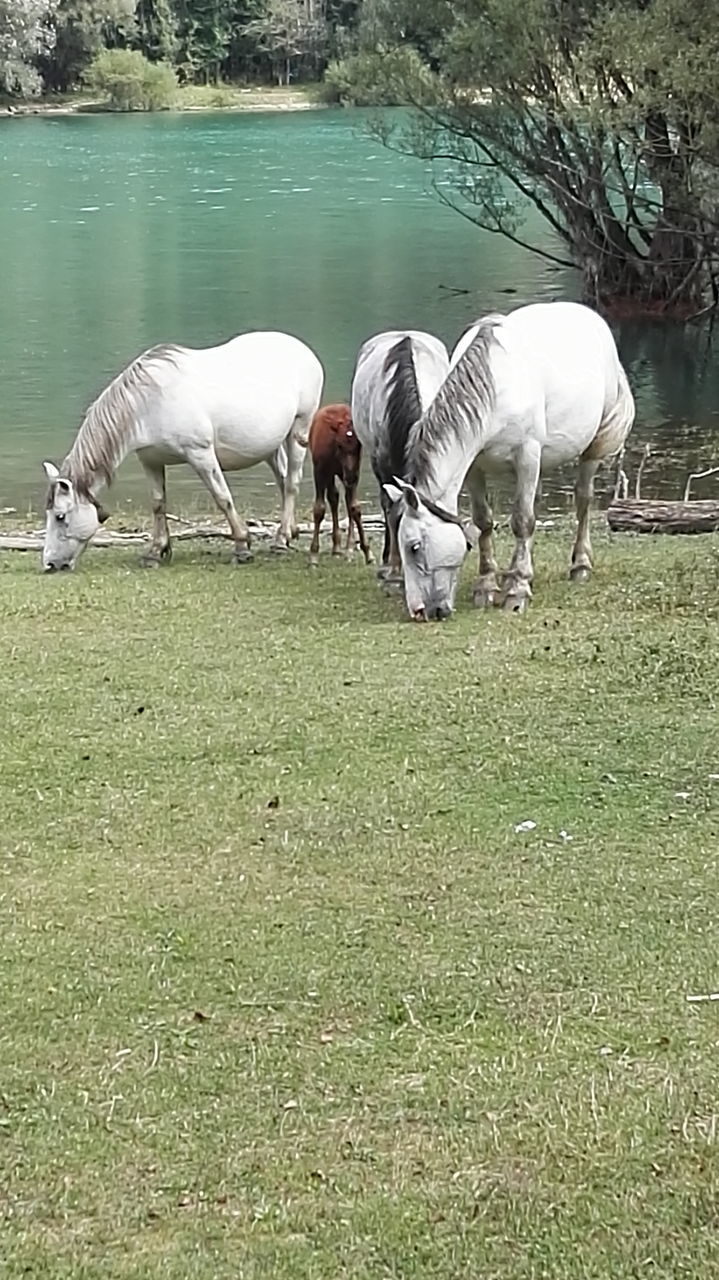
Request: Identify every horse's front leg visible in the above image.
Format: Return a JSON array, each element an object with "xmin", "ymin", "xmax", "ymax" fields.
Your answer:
[
  {"xmin": 138, "ymin": 458, "xmax": 172, "ymax": 567},
  {"xmin": 345, "ymin": 482, "xmax": 373, "ymax": 564},
  {"xmin": 467, "ymin": 468, "xmax": 499, "ymax": 607},
  {"xmin": 570, "ymin": 456, "xmax": 600, "ymax": 582},
  {"xmin": 327, "ymin": 479, "xmax": 342, "ymax": 555},
  {"xmin": 187, "ymin": 447, "xmax": 252, "ymax": 564},
  {"xmin": 309, "ymin": 477, "xmax": 326, "ymax": 568},
  {"xmin": 501, "ymin": 442, "xmax": 541, "ymax": 613}
]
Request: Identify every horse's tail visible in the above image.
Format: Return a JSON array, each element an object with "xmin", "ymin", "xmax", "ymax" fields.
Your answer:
[{"xmin": 585, "ymin": 362, "xmax": 635, "ymax": 461}]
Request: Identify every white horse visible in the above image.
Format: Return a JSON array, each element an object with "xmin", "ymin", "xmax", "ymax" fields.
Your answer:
[
  {"xmin": 383, "ymin": 301, "xmax": 635, "ymax": 620},
  {"xmin": 350, "ymin": 330, "xmax": 449, "ymax": 577},
  {"xmin": 41, "ymin": 330, "xmax": 324, "ymax": 572}
]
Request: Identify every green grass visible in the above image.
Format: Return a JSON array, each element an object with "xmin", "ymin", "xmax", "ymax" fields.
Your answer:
[{"xmin": 2, "ymin": 522, "xmax": 719, "ymax": 1278}]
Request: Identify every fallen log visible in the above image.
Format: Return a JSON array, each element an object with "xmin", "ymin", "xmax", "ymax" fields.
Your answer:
[
  {"xmin": 0, "ymin": 513, "xmax": 388, "ymax": 554},
  {"xmin": 607, "ymin": 499, "xmax": 719, "ymax": 535}
]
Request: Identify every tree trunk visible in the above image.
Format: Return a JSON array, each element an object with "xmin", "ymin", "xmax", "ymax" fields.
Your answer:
[{"xmin": 607, "ymin": 499, "xmax": 719, "ymax": 535}]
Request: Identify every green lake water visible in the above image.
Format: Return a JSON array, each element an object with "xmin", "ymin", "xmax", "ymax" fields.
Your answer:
[{"xmin": 2, "ymin": 107, "xmax": 718, "ymax": 516}]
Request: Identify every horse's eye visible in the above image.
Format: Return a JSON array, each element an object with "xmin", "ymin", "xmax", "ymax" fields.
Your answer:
[
  {"xmin": 55, "ymin": 512, "xmax": 66, "ymax": 524},
  {"xmin": 411, "ymin": 541, "xmax": 421, "ymax": 555}
]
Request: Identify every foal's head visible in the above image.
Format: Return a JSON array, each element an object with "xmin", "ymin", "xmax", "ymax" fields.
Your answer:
[{"xmin": 41, "ymin": 462, "xmax": 109, "ymax": 572}]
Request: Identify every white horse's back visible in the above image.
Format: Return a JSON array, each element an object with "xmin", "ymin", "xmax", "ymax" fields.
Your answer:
[
  {"xmin": 138, "ymin": 331, "xmax": 324, "ymax": 471},
  {"xmin": 452, "ymin": 302, "xmax": 633, "ymax": 472},
  {"xmin": 351, "ymin": 329, "xmax": 449, "ymax": 450}
]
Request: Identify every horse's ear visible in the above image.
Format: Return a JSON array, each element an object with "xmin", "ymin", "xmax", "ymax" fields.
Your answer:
[
  {"xmin": 400, "ymin": 483, "xmax": 420, "ymax": 513},
  {"xmin": 43, "ymin": 461, "xmax": 60, "ymax": 482},
  {"xmin": 383, "ymin": 482, "xmax": 403, "ymax": 506}
]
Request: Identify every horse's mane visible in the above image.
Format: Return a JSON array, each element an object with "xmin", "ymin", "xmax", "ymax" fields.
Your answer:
[
  {"xmin": 408, "ymin": 317, "xmax": 501, "ymax": 488},
  {"xmin": 63, "ymin": 343, "xmax": 184, "ymax": 492},
  {"xmin": 372, "ymin": 335, "xmax": 423, "ymax": 485}
]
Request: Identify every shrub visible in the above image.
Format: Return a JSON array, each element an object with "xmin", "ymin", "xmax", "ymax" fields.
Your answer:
[
  {"xmin": 319, "ymin": 47, "xmax": 433, "ymax": 107},
  {"xmin": 85, "ymin": 49, "xmax": 177, "ymax": 112}
]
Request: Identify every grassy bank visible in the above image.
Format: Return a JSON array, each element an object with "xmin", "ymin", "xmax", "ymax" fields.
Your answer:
[
  {"xmin": 2, "ymin": 521, "xmax": 719, "ymax": 1278},
  {"xmin": 3, "ymin": 84, "xmax": 321, "ymax": 118}
]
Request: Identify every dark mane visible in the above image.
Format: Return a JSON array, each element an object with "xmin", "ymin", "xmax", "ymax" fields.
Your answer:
[
  {"xmin": 372, "ymin": 336, "xmax": 423, "ymax": 485},
  {"xmin": 407, "ymin": 317, "xmax": 500, "ymax": 487}
]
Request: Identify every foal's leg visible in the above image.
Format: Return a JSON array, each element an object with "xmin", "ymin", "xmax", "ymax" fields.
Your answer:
[
  {"xmin": 138, "ymin": 458, "xmax": 172, "ymax": 567},
  {"xmin": 467, "ymin": 468, "xmax": 499, "ymax": 608},
  {"xmin": 570, "ymin": 456, "xmax": 600, "ymax": 582},
  {"xmin": 186, "ymin": 447, "xmax": 252, "ymax": 564},
  {"xmin": 275, "ymin": 427, "xmax": 306, "ymax": 548},
  {"xmin": 501, "ymin": 442, "xmax": 541, "ymax": 613},
  {"xmin": 345, "ymin": 482, "xmax": 373, "ymax": 564},
  {"xmin": 309, "ymin": 475, "xmax": 326, "ymax": 567},
  {"xmin": 327, "ymin": 479, "xmax": 342, "ymax": 555}
]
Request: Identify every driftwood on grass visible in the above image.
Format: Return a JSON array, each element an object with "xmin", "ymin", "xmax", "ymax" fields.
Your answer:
[
  {"xmin": 0, "ymin": 513, "xmax": 388, "ymax": 554},
  {"xmin": 607, "ymin": 499, "xmax": 719, "ymax": 535},
  {"xmin": 607, "ymin": 449, "xmax": 719, "ymax": 535}
]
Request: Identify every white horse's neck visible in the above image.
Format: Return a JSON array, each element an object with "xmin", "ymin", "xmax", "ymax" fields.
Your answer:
[
  {"xmin": 417, "ymin": 435, "xmax": 481, "ymax": 514},
  {"xmin": 409, "ymin": 319, "xmax": 501, "ymax": 513}
]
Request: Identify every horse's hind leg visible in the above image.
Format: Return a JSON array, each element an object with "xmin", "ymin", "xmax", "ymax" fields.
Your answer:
[
  {"xmin": 501, "ymin": 442, "xmax": 541, "ymax": 613},
  {"xmin": 570, "ymin": 456, "xmax": 600, "ymax": 582},
  {"xmin": 275, "ymin": 426, "xmax": 306, "ymax": 549},
  {"xmin": 187, "ymin": 446, "xmax": 252, "ymax": 564},
  {"xmin": 138, "ymin": 458, "xmax": 172, "ymax": 567},
  {"xmin": 467, "ymin": 468, "xmax": 499, "ymax": 608}
]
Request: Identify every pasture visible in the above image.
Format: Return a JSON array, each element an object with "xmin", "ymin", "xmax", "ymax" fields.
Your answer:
[{"xmin": 2, "ymin": 522, "xmax": 719, "ymax": 1278}]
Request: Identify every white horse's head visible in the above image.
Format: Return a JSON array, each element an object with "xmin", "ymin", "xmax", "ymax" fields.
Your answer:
[
  {"xmin": 383, "ymin": 478, "xmax": 475, "ymax": 622},
  {"xmin": 41, "ymin": 462, "xmax": 109, "ymax": 572}
]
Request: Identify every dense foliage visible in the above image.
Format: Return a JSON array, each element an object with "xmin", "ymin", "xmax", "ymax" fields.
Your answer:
[
  {"xmin": 1, "ymin": 0, "xmax": 362, "ymax": 95},
  {"xmin": 339, "ymin": 0, "xmax": 719, "ymax": 315}
]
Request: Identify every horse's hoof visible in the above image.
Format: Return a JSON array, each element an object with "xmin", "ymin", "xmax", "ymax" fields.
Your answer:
[
  {"xmin": 376, "ymin": 565, "xmax": 392, "ymax": 581},
  {"xmin": 331, "ymin": 546, "xmax": 343, "ymax": 557},
  {"xmin": 139, "ymin": 553, "xmax": 162, "ymax": 569},
  {"xmin": 270, "ymin": 541, "xmax": 290, "ymax": 555},
  {"xmin": 365, "ymin": 551, "xmax": 375, "ymax": 566},
  {"xmin": 234, "ymin": 549, "xmax": 254, "ymax": 565},
  {"xmin": 159, "ymin": 544, "xmax": 172, "ymax": 563},
  {"xmin": 382, "ymin": 578, "xmax": 404, "ymax": 597},
  {"xmin": 473, "ymin": 588, "xmax": 497, "ymax": 609},
  {"xmin": 570, "ymin": 564, "xmax": 591, "ymax": 584}
]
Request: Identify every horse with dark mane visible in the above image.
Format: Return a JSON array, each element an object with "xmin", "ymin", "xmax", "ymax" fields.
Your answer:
[
  {"xmin": 350, "ymin": 330, "xmax": 449, "ymax": 580},
  {"xmin": 383, "ymin": 301, "xmax": 635, "ymax": 621},
  {"xmin": 304, "ymin": 403, "xmax": 372, "ymax": 566}
]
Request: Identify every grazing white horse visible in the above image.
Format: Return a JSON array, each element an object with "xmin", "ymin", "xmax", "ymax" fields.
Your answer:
[
  {"xmin": 350, "ymin": 330, "xmax": 449, "ymax": 577},
  {"xmin": 41, "ymin": 331, "xmax": 324, "ymax": 572},
  {"xmin": 383, "ymin": 301, "xmax": 635, "ymax": 620}
]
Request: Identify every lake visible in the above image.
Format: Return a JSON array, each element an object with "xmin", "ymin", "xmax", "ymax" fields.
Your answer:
[{"xmin": 2, "ymin": 107, "xmax": 719, "ymax": 516}]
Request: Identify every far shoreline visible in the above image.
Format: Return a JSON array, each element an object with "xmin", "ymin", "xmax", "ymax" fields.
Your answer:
[{"xmin": 2, "ymin": 85, "xmax": 331, "ymax": 120}]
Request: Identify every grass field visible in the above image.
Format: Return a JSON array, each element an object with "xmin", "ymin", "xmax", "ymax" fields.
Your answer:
[{"xmin": 2, "ymin": 521, "xmax": 719, "ymax": 1278}]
